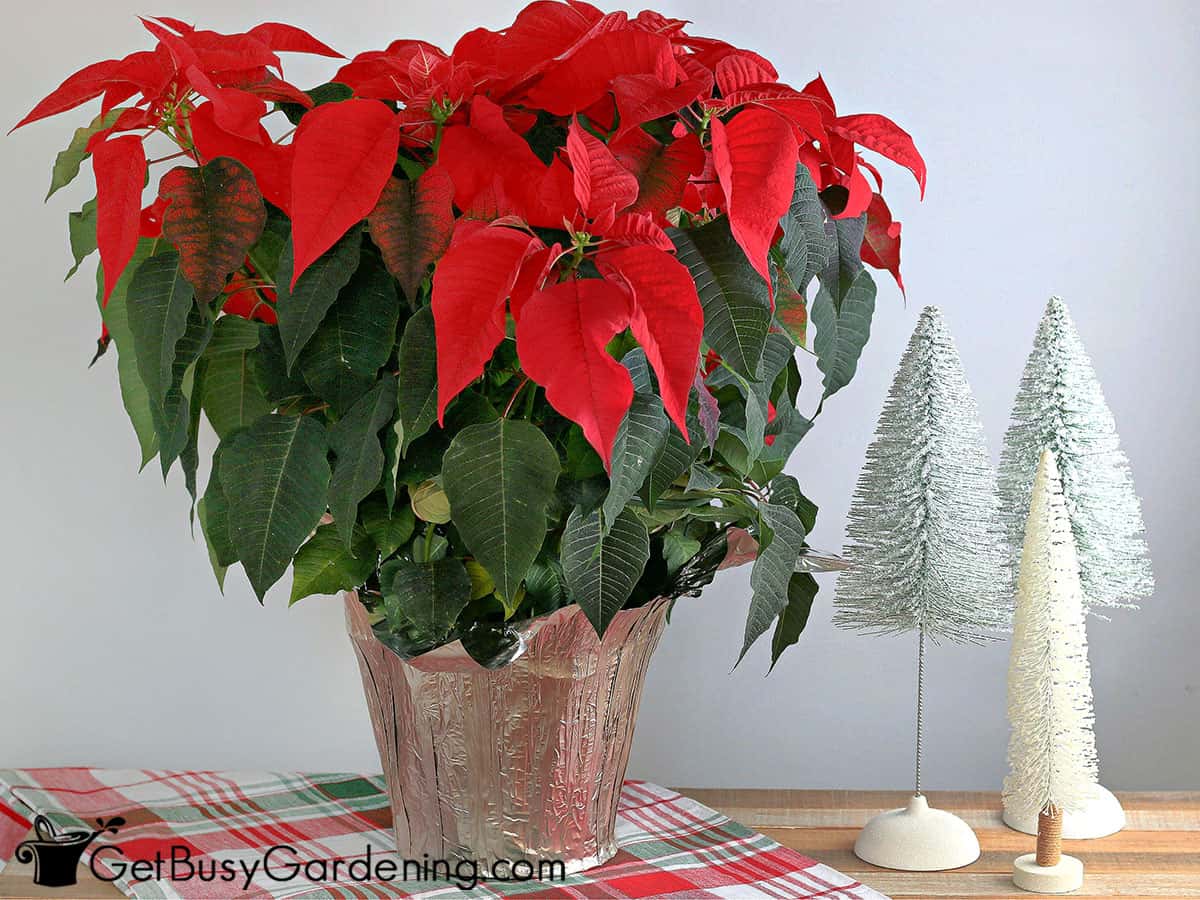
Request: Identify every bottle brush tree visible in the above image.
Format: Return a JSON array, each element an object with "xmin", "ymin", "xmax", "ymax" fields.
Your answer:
[
  {"xmin": 834, "ymin": 305, "xmax": 1009, "ymax": 794},
  {"xmin": 1004, "ymin": 448, "xmax": 1099, "ymax": 868},
  {"xmin": 998, "ymin": 297, "xmax": 1152, "ymax": 614}
]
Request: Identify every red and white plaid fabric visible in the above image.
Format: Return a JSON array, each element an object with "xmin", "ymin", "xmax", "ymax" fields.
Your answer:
[{"xmin": 0, "ymin": 768, "xmax": 885, "ymax": 898}]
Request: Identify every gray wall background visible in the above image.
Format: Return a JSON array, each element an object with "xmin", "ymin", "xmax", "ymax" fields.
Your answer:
[{"xmin": 2, "ymin": 1, "xmax": 1196, "ymax": 791}]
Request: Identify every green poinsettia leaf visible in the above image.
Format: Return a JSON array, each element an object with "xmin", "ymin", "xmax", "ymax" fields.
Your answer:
[
  {"xmin": 775, "ymin": 164, "xmax": 832, "ymax": 293},
  {"xmin": 278, "ymin": 82, "xmax": 353, "ymax": 125},
  {"xmin": 670, "ymin": 216, "xmax": 771, "ymax": 379},
  {"xmin": 290, "ymin": 523, "xmax": 376, "ymax": 605},
  {"xmin": 95, "ymin": 240, "xmax": 162, "ymax": 468},
  {"xmin": 201, "ymin": 316, "xmax": 271, "ymax": 438},
  {"xmin": 523, "ymin": 557, "xmax": 566, "ymax": 616},
  {"xmin": 360, "ymin": 492, "xmax": 415, "ymax": 558},
  {"xmin": 199, "ymin": 442, "xmax": 238, "ymax": 575},
  {"xmin": 380, "ymin": 557, "xmax": 471, "ymax": 642},
  {"xmin": 817, "ymin": 212, "xmax": 867, "ymax": 311},
  {"xmin": 126, "ymin": 249, "xmax": 195, "ymax": 417},
  {"xmin": 562, "ymin": 506, "xmax": 650, "ymax": 637},
  {"xmin": 47, "ymin": 109, "xmax": 122, "ymax": 200},
  {"xmin": 603, "ymin": 393, "xmax": 668, "ymax": 528},
  {"xmin": 253, "ymin": 324, "xmax": 310, "ymax": 405},
  {"xmin": 67, "ymin": 198, "xmax": 98, "ymax": 281},
  {"xmin": 768, "ymin": 474, "xmax": 819, "ymax": 533},
  {"xmin": 441, "ymin": 419, "xmax": 560, "ymax": 612},
  {"xmin": 328, "ymin": 377, "xmax": 399, "ymax": 547},
  {"xmin": 196, "ymin": 498, "xmax": 228, "ymax": 591},
  {"xmin": 640, "ymin": 410, "xmax": 703, "ymax": 510},
  {"xmin": 126, "ymin": 250, "xmax": 212, "ymax": 477},
  {"xmin": 707, "ymin": 332, "xmax": 794, "ymax": 466},
  {"xmin": 274, "ymin": 228, "xmax": 361, "ymax": 371},
  {"xmin": 662, "ymin": 529, "xmax": 702, "ymax": 576},
  {"xmin": 811, "ymin": 269, "xmax": 877, "ymax": 404},
  {"xmin": 298, "ymin": 254, "xmax": 398, "ymax": 413},
  {"xmin": 396, "ymin": 305, "xmax": 438, "ymax": 454},
  {"xmin": 221, "ymin": 413, "xmax": 331, "ymax": 600},
  {"xmin": 769, "ymin": 572, "xmax": 819, "ymax": 671},
  {"xmin": 750, "ymin": 404, "xmax": 813, "ymax": 484},
  {"xmin": 181, "ymin": 357, "xmax": 206, "ymax": 512},
  {"xmin": 740, "ymin": 501, "xmax": 807, "ymax": 664}
]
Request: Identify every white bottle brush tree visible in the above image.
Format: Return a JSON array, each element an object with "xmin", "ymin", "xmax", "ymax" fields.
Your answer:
[
  {"xmin": 999, "ymin": 296, "xmax": 1149, "ymax": 839},
  {"xmin": 834, "ymin": 306, "xmax": 1008, "ymax": 871},
  {"xmin": 998, "ymin": 297, "xmax": 1153, "ymax": 613},
  {"xmin": 1004, "ymin": 449, "xmax": 1097, "ymax": 891}
]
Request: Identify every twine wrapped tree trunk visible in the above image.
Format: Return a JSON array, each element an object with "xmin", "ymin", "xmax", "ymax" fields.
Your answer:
[{"xmin": 1004, "ymin": 449, "xmax": 1097, "ymax": 891}]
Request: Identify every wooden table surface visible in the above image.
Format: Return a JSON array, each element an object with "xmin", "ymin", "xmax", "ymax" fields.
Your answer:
[
  {"xmin": 1, "ymin": 790, "xmax": 1196, "ymax": 897},
  {"xmin": 685, "ymin": 788, "xmax": 1200, "ymax": 899}
]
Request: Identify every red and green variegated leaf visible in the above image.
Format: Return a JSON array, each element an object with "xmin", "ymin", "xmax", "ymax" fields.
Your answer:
[
  {"xmin": 431, "ymin": 223, "xmax": 539, "ymax": 421},
  {"xmin": 523, "ymin": 30, "xmax": 676, "ymax": 115},
  {"xmin": 289, "ymin": 99, "xmax": 400, "ymax": 286},
  {"xmin": 611, "ymin": 130, "xmax": 705, "ymax": 222},
  {"xmin": 711, "ymin": 108, "xmax": 798, "ymax": 295},
  {"xmin": 566, "ymin": 118, "xmax": 638, "ymax": 218},
  {"xmin": 367, "ymin": 169, "xmax": 455, "ymax": 303},
  {"xmin": 246, "ymin": 23, "xmax": 342, "ymax": 58},
  {"xmin": 189, "ymin": 101, "xmax": 293, "ymax": 213},
  {"xmin": 12, "ymin": 58, "xmax": 121, "ymax": 131},
  {"xmin": 93, "ymin": 135, "xmax": 146, "ymax": 305},
  {"xmin": 516, "ymin": 278, "xmax": 634, "ymax": 466},
  {"xmin": 831, "ymin": 113, "xmax": 926, "ymax": 198},
  {"xmin": 159, "ymin": 157, "xmax": 267, "ymax": 303},
  {"xmin": 860, "ymin": 191, "xmax": 904, "ymax": 294},
  {"xmin": 775, "ymin": 283, "xmax": 808, "ymax": 346},
  {"xmin": 596, "ymin": 245, "xmax": 702, "ymax": 439}
]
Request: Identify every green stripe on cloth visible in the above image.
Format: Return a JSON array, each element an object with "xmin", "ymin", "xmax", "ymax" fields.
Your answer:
[{"xmin": 0, "ymin": 769, "xmax": 885, "ymax": 899}]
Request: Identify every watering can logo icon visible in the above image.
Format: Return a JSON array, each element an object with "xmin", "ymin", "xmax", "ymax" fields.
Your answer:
[{"xmin": 14, "ymin": 814, "xmax": 125, "ymax": 887}]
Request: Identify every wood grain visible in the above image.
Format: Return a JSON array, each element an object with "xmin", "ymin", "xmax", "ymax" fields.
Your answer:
[
  {"xmin": 685, "ymin": 789, "xmax": 1200, "ymax": 899},
  {"xmin": 2, "ymin": 790, "xmax": 1196, "ymax": 898}
]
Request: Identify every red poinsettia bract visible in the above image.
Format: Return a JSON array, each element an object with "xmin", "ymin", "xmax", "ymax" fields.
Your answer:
[{"xmin": 16, "ymin": 1, "xmax": 925, "ymax": 465}]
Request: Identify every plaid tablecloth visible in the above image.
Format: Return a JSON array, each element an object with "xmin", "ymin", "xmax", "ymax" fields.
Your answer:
[{"xmin": 0, "ymin": 769, "xmax": 884, "ymax": 899}]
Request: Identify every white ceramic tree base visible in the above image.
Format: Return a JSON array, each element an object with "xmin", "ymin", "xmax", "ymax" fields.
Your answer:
[
  {"xmin": 853, "ymin": 794, "xmax": 981, "ymax": 871},
  {"xmin": 1012, "ymin": 852, "xmax": 1084, "ymax": 893},
  {"xmin": 1003, "ymin": 784, "xmax": 1125, "ymax": 839}
]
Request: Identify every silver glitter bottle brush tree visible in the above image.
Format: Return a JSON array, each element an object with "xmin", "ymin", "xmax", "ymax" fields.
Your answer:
[
  {"xmin": 834, "ymin": 306, "xmax": 1010, "ymax": 872},
  {"xmin": 998, "ymin": 297, "xmax": 1152, "ymax": 839}
]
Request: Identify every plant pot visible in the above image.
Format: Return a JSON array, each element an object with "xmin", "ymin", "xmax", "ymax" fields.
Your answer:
[{"xmin": 344, "ymin": 592, "xmax": 670, "ymax": 874}]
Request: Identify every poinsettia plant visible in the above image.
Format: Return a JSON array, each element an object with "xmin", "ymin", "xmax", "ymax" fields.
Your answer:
[{"xmin": 16, "ymin": 2, "xmax": 923, "ymax": 668}]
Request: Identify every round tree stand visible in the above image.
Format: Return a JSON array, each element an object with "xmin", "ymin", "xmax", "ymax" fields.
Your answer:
[
  {"xmin": 1013, "ymin": 852, "xmax": 1084, "ymax": 893},
  {"xmin": 853, "ymin": 794, "xmax": 980, "ymax": 871},
  {"xmin": 1004, "ymin": 784, "xmax": 1125, "ymax": 839}
]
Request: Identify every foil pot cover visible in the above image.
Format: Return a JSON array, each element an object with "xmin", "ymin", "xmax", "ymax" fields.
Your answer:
[{"xmin": 344, "ymin": 592, "xmax": 671, "ymax": 874}]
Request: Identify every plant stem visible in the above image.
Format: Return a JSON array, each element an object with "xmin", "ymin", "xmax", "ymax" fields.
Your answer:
[
  {"xmin": 420, "ymin": 523, "xmax": 436, "ymax": 562},
  {"xmin": 503, "ymin": 377, "xmax": 531, "ymax": 418}
]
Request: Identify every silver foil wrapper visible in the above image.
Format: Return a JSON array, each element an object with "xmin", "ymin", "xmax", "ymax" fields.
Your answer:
[{"xmin": 344, "ymin": 592, "xmax": 671, "ymax": 874}]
